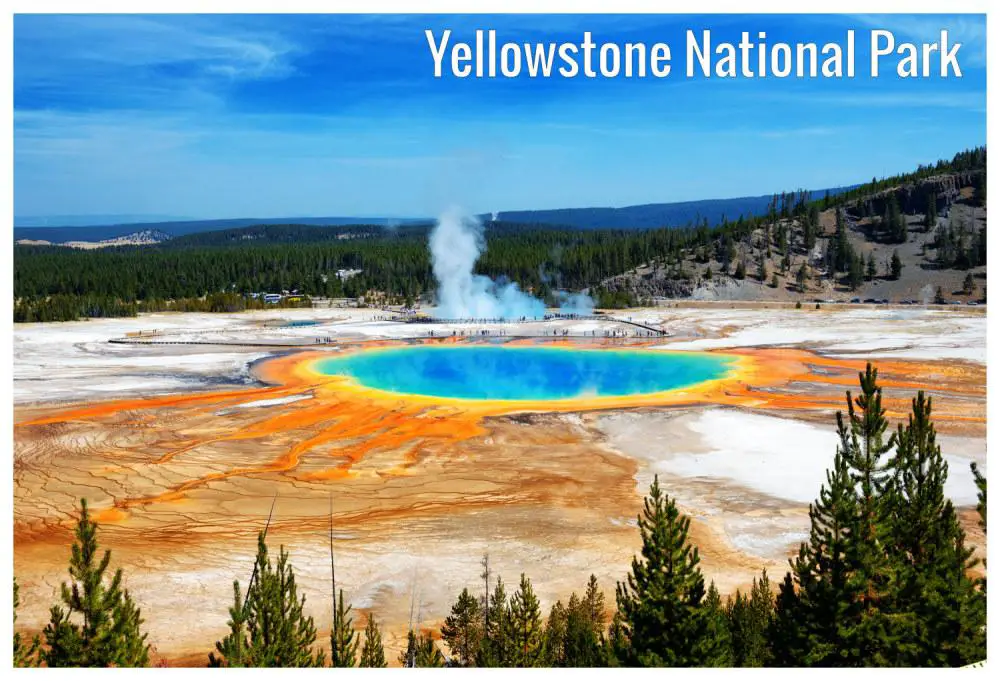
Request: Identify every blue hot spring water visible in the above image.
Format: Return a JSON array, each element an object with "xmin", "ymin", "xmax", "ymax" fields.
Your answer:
[{"xmin": 315, "ymin": 346, "xmax": 733, "ymax": 401}]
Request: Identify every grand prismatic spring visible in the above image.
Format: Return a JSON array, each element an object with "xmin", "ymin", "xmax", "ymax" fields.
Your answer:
[
  {"xmin": 12, "ymin": 307, "xmax": 987, "ymax": 664},
  {"xmin": 314, "ymin": 346, "xmax": 736, "ymax": 401}
]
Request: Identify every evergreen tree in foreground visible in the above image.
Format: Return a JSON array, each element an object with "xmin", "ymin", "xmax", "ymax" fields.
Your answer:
[
  {"xmin": 476, "ymin": 575, "xmax": 510, "ymax": 666},
  {"xmin": 839, "ymin": 363, "xmax": 898, "ymax": 665},
  {"xmin": 14, "ymin": 578, "xmax": 41, "ymax": 667},
  {"xmin": 972, "ymin": 462, "xmax": 986, "ymax": 536},
  {"xmin": 887, "ymin": 392, "xmax": 986, "ymax": 665},
  {"xmin": 441, "ymin": 587, "xmax": 482, "ymax": 666},
  {"xmin": 329, "ymin": 589, "xmax": 358, "ymax": 667},
  {"xmin": 702, "ymin": 583, "xmax": 732, "ymax": 666},
  {"xmin": 359, "ymin": 613, "xmax": 387, "ymax": 668},
  {"xmin": 770, "ymin": 435, "xmax": 859, "ymax": 664},
  {"xmin": 209, "ymin": 582, "xmax": 249, "ymax": 667},
  {"xmin": 43, "ymin": 499, "xmax": 150, "ymax": 667},
  {"xmin": 726, "ymin": 569, "xmax": 772, "ymax": 666},
  {"xmin": 543, "ymin": 599, "xmax": 568, "ymax": 666},
  {"xmin": 563, "ymin": 592, "xmax": 605, "ymax": 667},
  {"xmin": 971, "ymin": 462, "xmax": 987, "ymax": 595},
  {"xmin": 398, "ymin": 630, "xmax": 446, "ymax": 667},
  {"xmin": 208, "ymin": 532, "xmax": 324, "ymax": 667},
  {"xmin": 614, "ymin": 475, "xmax": 729, "ymax": 666},
  {"xmin": 772, "ymin": 364, "xmax": 987, "ymax": 667},
  {"xmin": 773, "ymin": 364, "xmax": 897, "ymax": 666},
  {"xmin": 541, "ymin": 576, "xmax": 607, "ymax": 668},
  {"xmin": 508, "ymin": 573, "xmax": 545, "ymax": 667}
]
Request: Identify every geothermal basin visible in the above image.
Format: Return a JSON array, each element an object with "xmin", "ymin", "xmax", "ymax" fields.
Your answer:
[
  {"xmin": 12, "ymin": 306, "xmax": 987, "ymax": 665},
  {"xmin": 314, "ymin": 346, "xmax": 735, "ymax": 401}
]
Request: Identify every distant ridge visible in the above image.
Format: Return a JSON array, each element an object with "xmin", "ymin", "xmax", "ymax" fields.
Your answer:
[
  {"xmin": 13, "ymin": 213, "xmax": 192, "ymax": 228},
  {"xmin": 13, "ymin": 216, "xmax": 429, "ymax": 244},
  {"xmin": 14, "ymin": 186, "xmax": 856, "ymax": 244},
  {"xmin": 489, "ymin": 187, "xmax": 856, "ymax": 230}
]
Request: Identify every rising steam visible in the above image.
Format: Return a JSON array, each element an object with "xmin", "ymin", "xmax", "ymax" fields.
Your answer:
[
  {"xmin": 556, "ymin": 291, "xmax": 595, "ymax": 315},
  {"xmin": 429, "ymin": 207, "xmax": 545, "ymax": 319}
]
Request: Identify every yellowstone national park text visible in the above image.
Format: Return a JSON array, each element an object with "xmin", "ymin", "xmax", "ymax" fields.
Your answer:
[{"xmin": 426, "ymin": 29, "xmax": 965, "ymax": 79}]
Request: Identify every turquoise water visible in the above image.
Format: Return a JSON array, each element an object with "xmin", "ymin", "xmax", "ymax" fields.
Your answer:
[{"xmin": 315, "ymin": 346, "xmax": 733, "ymax": 401}]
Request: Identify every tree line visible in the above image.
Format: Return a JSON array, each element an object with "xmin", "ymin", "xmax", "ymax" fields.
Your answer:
[
  {"xmin": 13, "ymin": 146, "xmax": 987, "ymax": 322},
  {"xmin": 14, "ymin": 363, "xmax": 987, "ymax": 667}
]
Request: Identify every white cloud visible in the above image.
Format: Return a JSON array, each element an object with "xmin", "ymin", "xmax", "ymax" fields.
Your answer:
[{"xmin": 852, "ymin": 14, "xmax": 986, "ymax": 68}]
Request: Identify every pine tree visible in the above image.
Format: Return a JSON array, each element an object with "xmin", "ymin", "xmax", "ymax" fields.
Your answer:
[
  {"xmin": 887, "ymin": 393, "xmax": 986, "ymax": 665},
  {"xmin": 329, "ymin": 589, "xmax": 358, "ymax": 667},
  {"xmin": 971, "ymin": 461, "xmax": 987, "ymax": 595},
  {"xmin": 771, "ymin": 447, "xmax": 857, "ymax": 665},
  {"xmin": 508, "ymin": 573, "xmax": 545, "ymax": 667},
  {"xmin": 924, "ymin": 194, "xmax": 938, "ymax": 230},
  {"xmin": 866, "ymin": 253, "xmax": 877, "ymax": 282},
  {"xmin": 972, "ymin": 462, "xmax": 986, "ymax": 535},
  {"xmin": 359, "ymin": 614, "xmax": 387, "ymax": 668},
  {"xmin": 583, "ymin": 574, "xmax": 606, "ymax": 632},
  {"xmin": 748, "ymin": 570, "xmax": 773, "ymax": 664},
  {"xmin": 890, "ymin": 250, "xmax": 903, "ymax": 280},
  {"xmin": 43, "ymin": 498, "xmax": 150, "ymax": 667},
  {"xmin": 399, "ymin": 630, "xmax": 445, "ymax": 667},
  {"xmin": 441, "ymin": 587, "xmax": 482, "ymax": 666},
  {"xmin": 476, "ymin": 575, "xmax": 510, "ymax": 667},
  {"xmin": 838, "ymin": 363, "xmax": 898, "ymax": 665},
  {"xmin": 768, "ymin": 571, "xmax": 808, "ymax": 666},
  {"xmin": 973, "ymin": 173, "xmax": 986, "ymax": 207},
  {"xmin": 834, "ymin": 209, "xmax": 851, "ymax": 271},
  {"xmin": 605, "ymin": 610, "xmax": 628, "ymax": 666},
  {"xmin": 209, "ymin": 582, "xmax": 249, "ymax": 667},
  {"xmin": 564, "ymin": 592, "xmax": 605, "ymax": 667},
  {"xmin": 614, "ymin": 476, "xmax": 728, "ymax": 666},
  {"xmin": 727, "ymin": 570, "xmax": 772, "ymax": 666},
  {"xmin": 544, "ymin": 599, "xmax": 568, "ymax": 666},
  {"xmin": 14, "ymin": 578, "xmax": 41, "ymax": 667},
  {"xmin": 399, "ymin": 629, "xmax": 417, "ymax": 667},
  {"xmin": 848, "ymin": 252, "xmax": 864, "ymax": 291},
  {"xmin": 210, "ymin": 532, "xmax": 324, "ymax": 667},
  {"xmin": 416, "ymin": 633, "xmax": 446, "ymax": 667},
  {"xmin": 774, "ymin": 365, "xmax": 914, "ymax": 666},
  {"xmin": 701, "ymin": 583, "xmax": 731, "ymax": 666},
  {"xmin": 796, "ymin": 262, "xmax": 808, "ymax": 292},
  {"xmin": 962, "ymin": 273, "xmax": 976, "ymax": 296},
  {"xmin": 725, "ymin": 591, "xmax": 749, "ymax": 664}
]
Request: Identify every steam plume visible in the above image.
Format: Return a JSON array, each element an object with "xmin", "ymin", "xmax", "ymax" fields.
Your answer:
[
  {"xmin": 920, "ymin": 284, "xmax": 935, "ymax": 306},
  {"xmin": 556, "ymin": 291, "xmax": 595, "ymax": 315},
  {"xmin": 429, "ymin": 207, "xmax": 545, "ymax": 319}
]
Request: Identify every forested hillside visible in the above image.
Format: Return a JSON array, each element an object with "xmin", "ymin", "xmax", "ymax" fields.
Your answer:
[
  {"xmin": 12, "ymin": 147, "xmax": 986, "ymax": 322},
  {"xmin": 599, "ymin": 147, "xmax": 986, "ymax": 305}
]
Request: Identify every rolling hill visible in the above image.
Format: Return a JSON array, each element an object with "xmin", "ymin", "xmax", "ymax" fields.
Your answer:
[{"xmin": 14, "ymin": 187, "xmax": 855, "ymax": 245}]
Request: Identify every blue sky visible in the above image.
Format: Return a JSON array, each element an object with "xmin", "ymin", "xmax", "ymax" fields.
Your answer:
[{"xmin": 13, "ymin": 13, "xmax": 986, "ymax": 220}]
